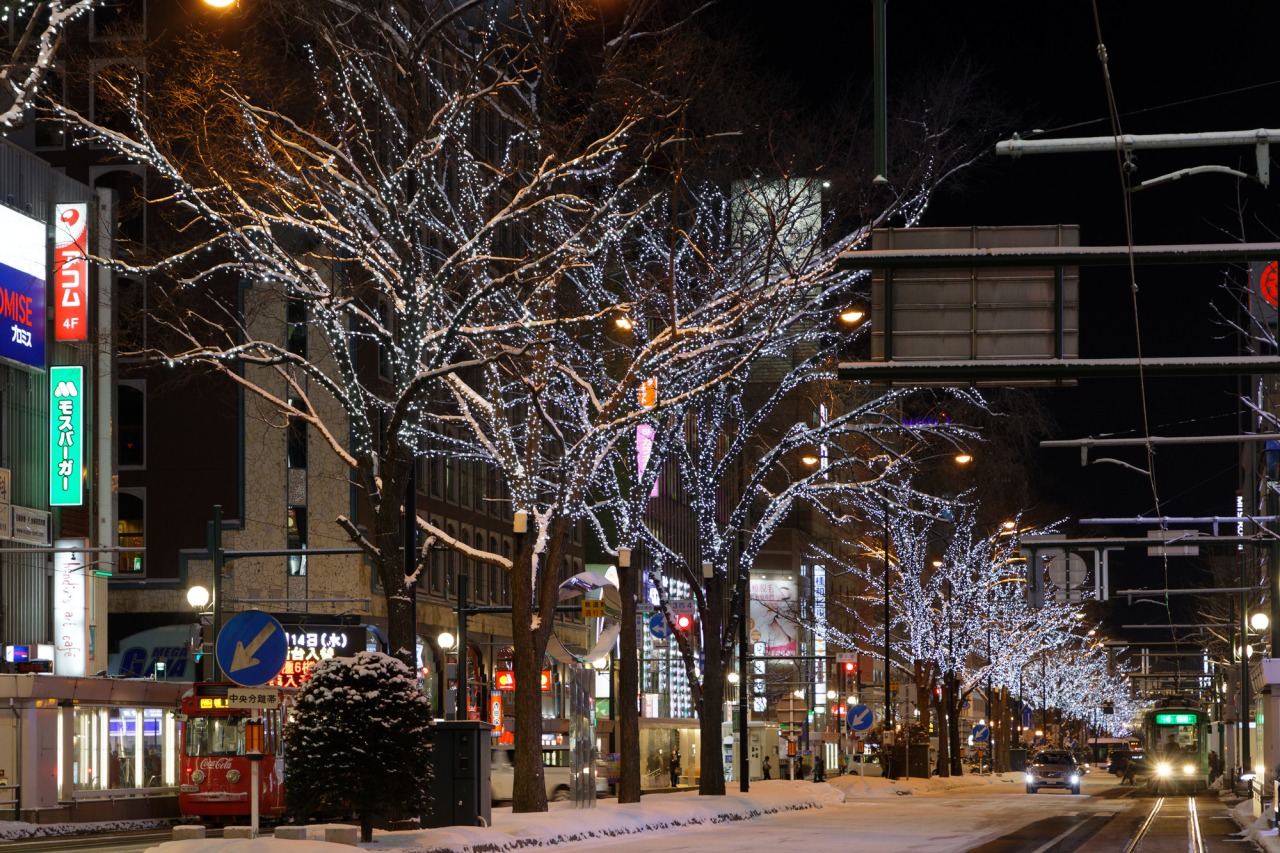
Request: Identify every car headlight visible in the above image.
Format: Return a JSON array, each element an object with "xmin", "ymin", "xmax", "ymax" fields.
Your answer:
[
  {"xmin": 1156, "ymin": 762, "xmax": 1171, "ymax": 778},
  {"xmin": 1025, "ymin": 774, "xmax": 1035, "ymax": 785},
  {"xmin": 1069, "ymin": 774, "xmax": 1079, "ymax": 784},
  {"xmin": 226, "ymin": 769, "xmax": 241, "ymax": 783},
  {"xmin": 190, "ymin": 769, "xmax": 206, "ymax": 784}
]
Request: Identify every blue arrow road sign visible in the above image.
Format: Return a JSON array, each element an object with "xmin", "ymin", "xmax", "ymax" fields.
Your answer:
[
  {"xmin": 1022, "ymin": 706, "xmax": 1034, "ymax": 728},
  {"xmin": 971, "ymin": 724, "xmax": 990, "ymax": 742},
  {"xmin": 1064, "ymin": 737, "xmax": 1078, "ymax": 749},
  {"xmin": 847, "ymin": 704, "xmax": 874, "ymax": 732},
  {"xmin": 216, "ymin": 610, "xmax": 287, "ymax": 687},
  {"xmin": 648, "ymin": 612, "xmax": 672, "ymax": 640}
]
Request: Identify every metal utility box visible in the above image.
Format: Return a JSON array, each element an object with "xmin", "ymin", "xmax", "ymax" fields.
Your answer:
[
  {"xmin": 426, "ymin": 720, "xmax": 492, "ymax": 828},
  {"xmin": 1009, "ymin": 748, "xmax": 1028, "ymax": 772}
]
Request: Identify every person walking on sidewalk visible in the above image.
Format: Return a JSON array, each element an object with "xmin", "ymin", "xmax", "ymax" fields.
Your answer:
[
  {"xmin": 669, "ymin": 749, "xmax": 681, "ymax": 787},
  {"xmin": 762, "ymin": 756, "xmax": 772, "ymax": 780}
]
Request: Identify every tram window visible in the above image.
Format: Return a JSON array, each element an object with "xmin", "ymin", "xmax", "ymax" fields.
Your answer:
[{"xmin": 185, "ymin": 717, "xmax": 244, "ymax": 756}]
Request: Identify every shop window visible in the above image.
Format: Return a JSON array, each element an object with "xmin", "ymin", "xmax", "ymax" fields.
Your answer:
[
  {"xmin": 118, "ymin": 381, "xmax": 145, "ymax": 468},
  {"xmin": 118, "ymin": 489, "xmax": 144, "ymax": 575},
  {"xmin": 287, "ymin": 506, "xmax": 307, "ymax": 576},
  {"xmin": 286, "ymin": 297, "xmax": 307, "ymax": 357},
  {"xmin": 286, "ymin": 398, "xmax": 307, "ymax": 469}
]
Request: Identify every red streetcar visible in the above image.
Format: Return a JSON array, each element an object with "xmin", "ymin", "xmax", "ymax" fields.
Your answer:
[{"xmin": 178, "ymin": 682, "xmax": 295, "ymax": 823}]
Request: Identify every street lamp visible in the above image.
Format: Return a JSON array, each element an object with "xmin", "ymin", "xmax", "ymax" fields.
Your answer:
[
  {"xmin": 187, "ymin": 585, "xmax": 211, "ymax": 613},
  {"xmin": 1251, "ymin": 612, "xmax": 1269, "ymax": 633}
]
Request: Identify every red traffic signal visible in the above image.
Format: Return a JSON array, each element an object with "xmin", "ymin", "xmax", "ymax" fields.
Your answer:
[
  {"xmin": 843, "ymin": 661, "xmax": 856, "ymax": 674},
  {"xmin": 674, "ymin": 613, "xmax": 693, "ymax": 632}
]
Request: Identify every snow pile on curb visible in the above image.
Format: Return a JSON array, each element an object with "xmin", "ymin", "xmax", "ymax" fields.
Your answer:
[{"xmin": 0, "ymin": 817, "xmax": 170, "ymax": 841}]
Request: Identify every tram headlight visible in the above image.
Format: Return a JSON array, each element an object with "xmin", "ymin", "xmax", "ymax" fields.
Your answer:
[
  {"xmin": 1182, "ymin": 764, "xmax": 1195, "ymax": 776},
  {"xmin": 1155, "ymin": 762, "xmax": 1171, "ymax": 778},
  {"xmin": 190, "ymin": 769, "xmax": 206, "ymax": 784}
]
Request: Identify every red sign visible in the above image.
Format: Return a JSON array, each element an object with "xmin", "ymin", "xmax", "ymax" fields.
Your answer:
[
  {"xmin": 490, "ymin": 696, "xmax": 503, "ymax": 733},
  {"xmin": 53, "ymin": 204, "xmax": 88, "ymax": 342},
  {"xmin": 495, "ymin": 670, "xmax": 553, "ymax": 691}
]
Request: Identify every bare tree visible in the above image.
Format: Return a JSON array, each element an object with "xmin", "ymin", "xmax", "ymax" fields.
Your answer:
[{"xmin": 0, "ymin": 0, "xmax": 94, "ymax": 127}]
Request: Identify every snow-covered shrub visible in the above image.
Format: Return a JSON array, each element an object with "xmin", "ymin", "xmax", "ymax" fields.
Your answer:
[{"xmin": 283, "ymin": 651, "xmax": 433, "ymax": 841}]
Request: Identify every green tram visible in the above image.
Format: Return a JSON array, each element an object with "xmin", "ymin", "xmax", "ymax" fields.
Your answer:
[{"xmin": 1141, "ymin": 700, "xmax": 1208, "ymax": 793}]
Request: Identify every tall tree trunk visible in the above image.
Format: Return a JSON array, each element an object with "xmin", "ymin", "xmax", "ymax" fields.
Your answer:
[
  {"xmin": 932, "ymin": 689, "xmax": 949, "ymax": 777},
  {"xmin": 948, "ymin": 672, "xmax": 962, "ymax": 776},
  {"xmin": 509, "ymin": 542, "xmax": 549, "ymax": 813},
  {"xmin": 699, "ymin": 570, "xmax": 725, "ymax": 795},
  {"xmin": 617, "ymin": 553, "xmax": 641, "ymax": 803}
]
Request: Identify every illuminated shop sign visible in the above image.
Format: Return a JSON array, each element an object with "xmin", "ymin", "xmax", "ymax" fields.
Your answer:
[
  {"xmin": 53, "ymin": 203, "xmax": 88, "ymax": 342},
  {"xmin": 0, "ymin": 204, "xmax": 45, "ymax": 370},
  {"xmin": 266, "ymin": 626, "xmax": 360, "ymax": 689},
  {"xmin": 494, "ymin": 670, "xmax": 552, "ymax": 691},
  {"xmin": 49, "ymin": 366, "xmax": 83, "ymax": 506}
]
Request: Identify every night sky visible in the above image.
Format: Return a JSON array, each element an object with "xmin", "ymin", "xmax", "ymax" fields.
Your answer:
[{"xmin": 721, "ymin": 2, "xmax": 1280, "ymax": 634}]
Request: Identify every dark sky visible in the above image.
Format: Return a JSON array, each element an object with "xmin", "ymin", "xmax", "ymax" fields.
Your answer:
[{"xmin": 724, "ymin": 2, "xmax": 1280, "ymax": 629}]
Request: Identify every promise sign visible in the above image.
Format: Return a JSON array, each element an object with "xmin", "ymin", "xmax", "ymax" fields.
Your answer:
[
  {"xmin": 53, "ymin": 203, "xmax": 89, "ymax": 342},
  {"xmin": 49, "ymin": 366, "xmax": 83, "ymax": 506}
]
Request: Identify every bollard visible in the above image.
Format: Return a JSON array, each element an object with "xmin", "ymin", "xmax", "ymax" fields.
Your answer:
[
  {"xmin": 172, "ymin": 825, "xmax": 206, "ymax": 841},
  {"xmin": 224, "ymin": 826, "xmax": 257, "ymax": 839},
  {"xmin": 273, "ymin": 826, "xmax": 309, "ymax": 840}
]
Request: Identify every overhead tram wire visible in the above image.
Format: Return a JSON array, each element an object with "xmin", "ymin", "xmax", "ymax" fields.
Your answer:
[{"xmin": 1090, "ymin": 0, "xmax": 1182, "ymax": 651}]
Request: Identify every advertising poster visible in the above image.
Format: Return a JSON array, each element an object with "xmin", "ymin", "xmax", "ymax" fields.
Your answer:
[
  {"xmin": 0, "ymin": 205, "xmax": 46, "ymax": 370},
  {"xmin": 749, "ymin": 575, "xmax": 799, "ymax": 657},
  {"xmin": 53, "ymin": 203, "xmax": 89, "ymax": 342}
]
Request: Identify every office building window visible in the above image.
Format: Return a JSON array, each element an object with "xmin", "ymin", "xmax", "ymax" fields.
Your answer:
[
  {"xmin": 118, "ymin": 490, "xmax": 144, "ymax": 575},
  {"xmin": 286, "ymin": 298, "xmax": 307, "ymax": 357},
  {"xmin": 118, "ymin": 381, "xmax": 145, "ymax": 468},
  {"xmin": 287, "ymin": 507, "xmax": 307, "ymax": 576},
  {"xmin": 287, "ymin": 399, "xmax": 307, "ymax": 470}
]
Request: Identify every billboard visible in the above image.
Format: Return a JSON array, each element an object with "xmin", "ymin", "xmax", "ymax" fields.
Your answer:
[
  {"xmin": 0, "ymin": 205, "xmax": 46, "ymax": 370},
  {"xmin": 53, "ymin": 203, "xmax": 89, "ymax": 342}
]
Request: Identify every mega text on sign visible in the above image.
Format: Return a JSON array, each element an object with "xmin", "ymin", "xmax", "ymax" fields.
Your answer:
[
  {"xmin": 49, "ymin": 366, "xmax": 83, "ymax": 506},
  {"xmin": 53, "ymin": 203, "xmax": 88, "ymax": 342}
]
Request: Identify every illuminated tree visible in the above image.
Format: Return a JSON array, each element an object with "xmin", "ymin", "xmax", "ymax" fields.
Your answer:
[{"xmin": 0, "ymin": 0, "xmax": 94, "ymax": 127}]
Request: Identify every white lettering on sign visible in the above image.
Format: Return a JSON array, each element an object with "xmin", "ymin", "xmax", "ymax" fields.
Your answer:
[{"xmin": 227, "ymin": 688, "xmax": 280, "ymax": 709}]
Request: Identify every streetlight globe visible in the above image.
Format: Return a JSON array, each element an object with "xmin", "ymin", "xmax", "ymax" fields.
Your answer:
[
  {"xmin": 438, "ymin": 631, "xmax": 456, "ymax": 651},
  {"xmin": 954, "ymin": 452, "xmax": 973, "ymax": 465},
  {"xmin": 827, "ymin": 689, "xmax": 838, "ymax": 700},
  {"xmin": 186, "ymin": 585, "xmax": 210, "ymax": 610},
  {"xmin": 1252, "ymin": 612, "xmax": 1270, "ymax": 632},
  {"xmin": 793, "ymin": 689, "xmax": 804, "ymax": 699},
  {"xmin": 203, "ymin": 0, "xmax": 236, "ymax": 6},
  {"xmin": 727, "ymin": 671, "xmax": 740, "ymax": 684}
]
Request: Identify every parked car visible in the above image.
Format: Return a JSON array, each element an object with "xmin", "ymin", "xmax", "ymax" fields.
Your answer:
[
  {"xmin": 491, "ymin": 748, "xmax": 572, "ymax": 802},
  {"xmin": 1025, "ymin": 750, "xmax": 1081, "ymax": 795},
  {"xmin": 847, "ymin": 754, "xmax": 884, "ymax": 777}
]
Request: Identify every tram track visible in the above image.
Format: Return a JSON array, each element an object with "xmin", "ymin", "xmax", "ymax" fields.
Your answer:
[{"xmin": 1123, "ymin": 795, "xmax": 1208, "ymax": 853}]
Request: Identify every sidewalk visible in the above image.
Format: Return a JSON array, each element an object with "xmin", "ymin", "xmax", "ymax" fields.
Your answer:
[{"xmin": 0, "ymin": 773, "xmax": 1023, "ymax": 850}]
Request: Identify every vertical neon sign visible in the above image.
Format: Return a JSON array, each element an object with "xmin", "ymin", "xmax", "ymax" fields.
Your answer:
[
  {"xmin": 50, "ymin": 365, "xmax": 83, "ymax": 506},
  {"xmin": 53, "ymin": 203, "xmax": 89, "ymax": 342}
]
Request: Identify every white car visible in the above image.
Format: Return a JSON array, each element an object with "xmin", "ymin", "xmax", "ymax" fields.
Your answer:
[
  {"xmin": 847, "ymin": 754, "xmax": 884, "ymax": 777},
  {"xmin": 490, "ymin": 748, "xmax": 573, "ymax": 802}
]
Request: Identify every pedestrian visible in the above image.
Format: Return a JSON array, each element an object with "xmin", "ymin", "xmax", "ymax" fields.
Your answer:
[
  {"xmin": 795, "ymin": 754, "xmax": 805, "ymax": 780},
  {"xmin": 1208, "ymin": 751, "xmax": 1222, "ymax": 786},
  {"xmin": 813, "ymin": 752, "xmax": 825, "ymax": 783},
  {"xmin": 1120, "ymin": 754, "xmax": 1135, "ymax": 786},
  {"xmin": 762, "ymin": 756, "xmax": 772, "ymax": 780},
  {"xmin": 669, "ymin": 749, "xmax": 681, "ymax": 788}
]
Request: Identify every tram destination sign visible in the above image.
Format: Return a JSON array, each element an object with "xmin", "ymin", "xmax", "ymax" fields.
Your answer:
[{"xmin": 1154, "ymin": 712, "xmax": 1196, "ymax": 725}]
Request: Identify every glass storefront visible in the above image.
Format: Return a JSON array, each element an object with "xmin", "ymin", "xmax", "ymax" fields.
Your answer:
[{"xmin": 70, "ymin": 705, "xmax": 178, "ymax": 792}]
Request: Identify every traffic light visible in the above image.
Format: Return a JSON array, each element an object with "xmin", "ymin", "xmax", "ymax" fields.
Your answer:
[{"xmin": 674, "ymin": 613, "xmax": 693, "ymax": 632}]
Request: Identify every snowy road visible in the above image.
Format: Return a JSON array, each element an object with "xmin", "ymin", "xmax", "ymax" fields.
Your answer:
[{"xmin": 553, "ymin": 775, "xmax": 1146, "ymax": 853}]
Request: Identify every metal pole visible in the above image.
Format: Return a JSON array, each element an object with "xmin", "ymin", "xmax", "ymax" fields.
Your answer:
[
  {"xmin": 883, "ymin": 497, "xmax": 892, "ymax": 734},
  {"xmin": 212, "ymin": 505, "xmax": 223, "ymax": 681},
  {"xmin": 871, "ymin": 0, "xmax": 887, "ymax": 181},
  {"xmin": 457, "ymin": 573, "xmax": 468, "ymax": 722},
  {"xmin": 738, "ymin": 527, "xmax": 750, "ymax": 793}
]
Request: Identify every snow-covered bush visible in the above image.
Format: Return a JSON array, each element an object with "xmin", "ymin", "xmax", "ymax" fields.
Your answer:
[{"xmin": 283, "ymin": 651, "xmax": 433, "ymax": 841}]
